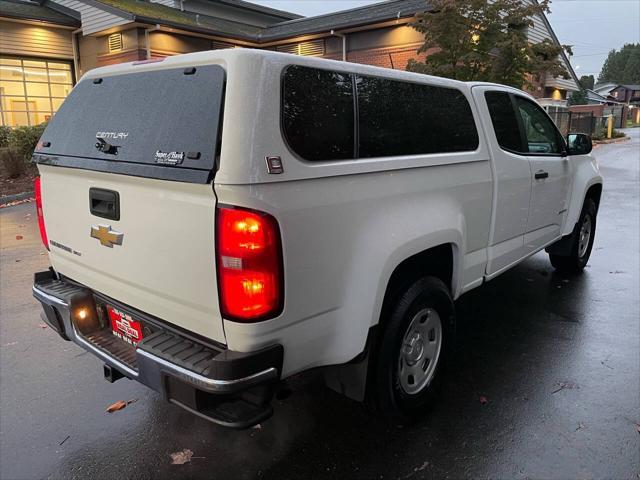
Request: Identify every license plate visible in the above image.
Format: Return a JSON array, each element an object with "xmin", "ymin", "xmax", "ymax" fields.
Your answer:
[{"xmin": 108, "ymin": 306, "xmax": 144, "ymax": 346}]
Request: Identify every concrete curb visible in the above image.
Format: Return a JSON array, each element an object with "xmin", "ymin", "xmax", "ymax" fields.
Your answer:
[
  {"xmin": 0, "ymin": 191, "xmax": 34, "ymax": 207},
  {"xmin": 593, "ymin": 136, "xmax": 630, "ymax": 145}
]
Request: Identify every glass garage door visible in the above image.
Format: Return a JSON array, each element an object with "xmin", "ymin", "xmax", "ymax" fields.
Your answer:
[{"xmin": 0, "ymin": 57, "xmax": 73, "ymax": 127}]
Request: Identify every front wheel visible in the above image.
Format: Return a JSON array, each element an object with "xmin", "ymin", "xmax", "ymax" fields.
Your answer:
[
  {"xmin": 550, "ymin": 198, "xmax": 597, "ymax": 273},
  {"xmin": 368, "ymin": 276, "xmax": 454, "ymax": 421}
]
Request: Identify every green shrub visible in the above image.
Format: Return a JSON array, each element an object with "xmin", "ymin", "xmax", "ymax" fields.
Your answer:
[
  {"xmin": 0, "ymin": 147, "xmax": 27, "ymax": 178},
  {"xmin": 0, "ymin": 126, "xmax": 11, "ymax": 148},
  {"xmin": 9, "ymin": 122, "xmax": 47, "ymax": 161},
  {"xmin": 611, "ymin": 129, "xmax": 626, "ymax": 138},
  {"xmin": 591, "ymin": 128, "xmax": 607, "ymax": 141},
  {"xmin": 592, "ymin": 127, "xmax": 626, "ymax": 141}
]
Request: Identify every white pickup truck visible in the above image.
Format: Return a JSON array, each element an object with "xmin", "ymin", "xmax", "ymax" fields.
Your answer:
[{"xmin": 32, "ymin": 50, "xmax": 602, "ymax": 429}]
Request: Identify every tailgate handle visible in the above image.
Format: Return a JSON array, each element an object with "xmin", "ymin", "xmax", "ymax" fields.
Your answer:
[{"xmin": 89, "ymin": 188, "xmax": 120, "ymax": 221}]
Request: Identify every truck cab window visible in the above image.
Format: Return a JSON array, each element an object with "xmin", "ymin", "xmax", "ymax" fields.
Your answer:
[{"xmin": 514, "ymin": 97, "xmax": 563, "ymax": 154}]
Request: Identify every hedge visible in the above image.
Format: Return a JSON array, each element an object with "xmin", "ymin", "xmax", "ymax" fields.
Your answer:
[{"xmin": 0, "ymin": 123, "xmax": 47, "ymax": 178}]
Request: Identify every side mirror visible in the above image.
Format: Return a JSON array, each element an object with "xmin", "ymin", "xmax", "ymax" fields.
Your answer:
[{"xmin": 567, "ymin": 133, "xmax": 593, "ymax": 156}]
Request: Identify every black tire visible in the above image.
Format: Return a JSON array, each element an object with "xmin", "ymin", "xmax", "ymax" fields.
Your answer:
[
  {"xmin": 368, "ymin": 276, "xmax": 454, "ymax": 421},
  {"xmin": 550, "ymin": 198, "xmax": 597, "ymax": 273}
]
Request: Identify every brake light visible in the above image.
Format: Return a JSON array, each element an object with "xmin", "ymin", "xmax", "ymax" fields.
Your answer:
[
  {"xmin": 34, "ymin": 176, "xmax": 49, "ymax": 250},
  {"xmin": 216, "ymin": 206, "xmax": 283, "ymax": 322}
]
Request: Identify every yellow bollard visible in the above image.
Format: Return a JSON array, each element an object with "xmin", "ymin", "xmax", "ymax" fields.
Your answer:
[{"xmin": 607, "ymin": 115, "xmax": 614, "ymax": 139}]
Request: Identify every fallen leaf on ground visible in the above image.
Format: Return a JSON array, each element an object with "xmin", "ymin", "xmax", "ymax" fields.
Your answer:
[
  {"xmin": 170, "ymin": 449, "xmax": 194, "ymax": 465},
  {"xmin": 105, "ymin": 398, "xmax": 138, "ymax": 413},
  {"xmin": 552, "ymin": 381, "xmax": 579, "ymax": 394},
  {"xmin": 106, "ymin": 400, "xmax": 127, "ymax": 413},
  {"xmin": 0, "ymin": 198, "xmax": 35, "ymax": 209},
  {"xmin": 38, "ymin": 323, "xmax": 48, "ymax": 329},
  {"xmin": 15, "ymin": 235, "xmax": 23, "ymax": 240},
  {"xmin": 479, "ymin": 395, "xmax": 488, "ymax": 405}
]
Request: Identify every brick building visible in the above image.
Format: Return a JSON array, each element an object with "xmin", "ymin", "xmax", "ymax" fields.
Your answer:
[{"xmin": 1, "ymin": 0, "xmax": 579, "ymax": 127}]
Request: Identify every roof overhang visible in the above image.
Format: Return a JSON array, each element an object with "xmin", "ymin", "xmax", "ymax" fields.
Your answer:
[
  {"xmin": 0, "ymin": 15, "xmax": 78, "ymax": 29},
  {"xmin": 127, "ymin": 17, "xmax": 415, "ymax": 49}
]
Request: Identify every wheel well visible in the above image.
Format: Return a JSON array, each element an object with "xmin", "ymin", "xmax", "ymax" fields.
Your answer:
[
  {"xmin": 586, "ymin": 183, "xmax": 603, "ymax": 212},
  {"xmin": 380, "ymin": 244, "xmax": 454, "ymax": 322}
]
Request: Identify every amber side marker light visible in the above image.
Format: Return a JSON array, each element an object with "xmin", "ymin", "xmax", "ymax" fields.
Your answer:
[
  {"xmin": 34, "ymin": 177, "xmax": 49, "ymax": 250},
  {"xmin": 216, "ymin": 206, "xmax": 284, "ymax": 322}
]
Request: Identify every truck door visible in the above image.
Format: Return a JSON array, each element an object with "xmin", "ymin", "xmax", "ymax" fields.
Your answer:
[
  {"xmin": 472, "ymin": 87, "xmax": 532, "ymax": 276},
  {"xmin": 512, "ymin": 96, "xmax": 572, "ymax": 253}
]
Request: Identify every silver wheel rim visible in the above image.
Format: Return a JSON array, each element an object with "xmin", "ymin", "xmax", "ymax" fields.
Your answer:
[
  {"xmin": 578, "ymin": 215, "xmax": 592, "ymax": 258},
  {"xmin": 397, "ymin": 308, "xmax": 443, "ymax": 395}
]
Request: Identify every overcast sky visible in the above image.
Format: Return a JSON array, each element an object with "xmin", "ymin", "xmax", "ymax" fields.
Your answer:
[{"xmin": 251, "ymin": 0, "xmax": 640, "ymax": 80}]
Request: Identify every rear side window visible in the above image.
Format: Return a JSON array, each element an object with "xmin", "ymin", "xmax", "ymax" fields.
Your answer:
[
  {"xmin": 357, "ymin": 76, "xmax": 479, "ymax": 158},
  {"xmin": 282, "ymin": 65, "xmax": 354, "ymax": 161},
  {"xmin": 281, "ymin": 65, "xmax": 479, "ymax": 161},
  {"xmin": 485, "ymin": 91, "xmax": 524, "ymax": 152}
]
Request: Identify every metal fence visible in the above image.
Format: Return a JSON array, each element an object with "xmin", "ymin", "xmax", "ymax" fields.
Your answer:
[
  {"xmin": 546, "ymin": 108, "xmax": 609, "ymax": 137},
  {"xmin": 603, "ymin": 105, "xmax": 626, "ymax": 129}
]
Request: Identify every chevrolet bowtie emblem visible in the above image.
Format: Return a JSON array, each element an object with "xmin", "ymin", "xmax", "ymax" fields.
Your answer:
[{"xmin": 90, "ymin": 225, "xmax": 123, "ymax": 248}]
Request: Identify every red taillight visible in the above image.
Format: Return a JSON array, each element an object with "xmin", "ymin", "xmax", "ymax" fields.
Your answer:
[
  {"xmin": 34, "ymin": 176, "xmax": 49, "ymax": 250},
  {"xmin": 216, "ymin": 205, "xmax": 283, "ymax": 322}
]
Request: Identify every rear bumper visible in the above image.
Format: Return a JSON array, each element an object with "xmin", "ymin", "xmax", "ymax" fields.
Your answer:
[{"xmin": 32, "ymin": 269, "xmax": 283, "ymax": 429}]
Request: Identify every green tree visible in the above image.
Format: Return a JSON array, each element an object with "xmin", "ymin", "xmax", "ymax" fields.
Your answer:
[
  {"xmin": 579, "ymin": 75, "xmax": 595, "ymax": 90},
  {"xmin": 598, "ymin": 44, "xmax": 640, "ymax": 84},
  {"xmin": 406, "ymin": 0, "xmax": 571, "ymax": 88},
  {"xmin": 567, "ymin": 88, "xmax": 588, "ymax": 106}
]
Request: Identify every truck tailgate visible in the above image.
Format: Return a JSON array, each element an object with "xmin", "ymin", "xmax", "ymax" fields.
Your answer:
[{"xmin": 39, "ymin": 164, "xmax": 225, "ymax": 344}]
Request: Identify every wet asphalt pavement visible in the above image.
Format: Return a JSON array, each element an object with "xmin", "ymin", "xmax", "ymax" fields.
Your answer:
[{"xmin": 1, "ymin": 130, "xmax": 639, "ymax": 480}]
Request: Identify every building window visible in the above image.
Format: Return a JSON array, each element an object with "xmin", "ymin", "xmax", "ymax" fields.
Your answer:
[
  {"xmin": 0, "ymin": 57, "xmax": 73, "ymax": 127},
  {"xmin": 108, "ymin": 33, "xmax": 123, "ymax": 53}
]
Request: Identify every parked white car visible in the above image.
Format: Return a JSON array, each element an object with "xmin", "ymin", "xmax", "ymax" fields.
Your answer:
[{"xmin": 32, "ymin": 50, "xmax": 602, "ymax": 428}]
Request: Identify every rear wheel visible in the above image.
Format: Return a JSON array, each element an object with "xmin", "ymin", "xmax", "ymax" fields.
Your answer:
[
  {"xmin": 549, "ymin": 198, "xmax": 597, "ymax": 273},
  {"xmin": 368, "ymin": 276, "xmax": 454, "ymax": 420}
]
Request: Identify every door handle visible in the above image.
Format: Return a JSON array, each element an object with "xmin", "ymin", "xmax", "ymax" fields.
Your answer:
[
  {"xmin": 89, "ymin": 188, "xmax": 120, "ymax": 221},
  {"xmin": 534, "ymin": 170, "xmax": 549, "ymax": 180}
]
